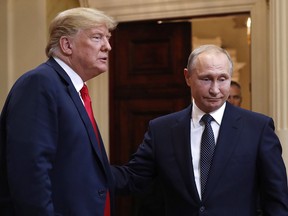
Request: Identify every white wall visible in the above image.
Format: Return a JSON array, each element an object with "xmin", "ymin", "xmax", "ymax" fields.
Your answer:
[{"xmin": 0, "ymin": 0, "xmax": 47, "ymax": 108}]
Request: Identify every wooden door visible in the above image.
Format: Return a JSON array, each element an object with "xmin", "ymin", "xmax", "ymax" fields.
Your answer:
[{"xmin": 109, "ymin": 20, "xmax": 191, "ymax": 216}]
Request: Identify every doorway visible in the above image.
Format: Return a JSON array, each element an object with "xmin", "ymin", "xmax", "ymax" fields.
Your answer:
[{"xmin": 109, "ymin": 14, "xmax": 251, "ymax": 216}]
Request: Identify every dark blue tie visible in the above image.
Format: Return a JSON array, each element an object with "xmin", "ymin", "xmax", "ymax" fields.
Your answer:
[{"xmin": 200, "ymin": 114, "xmax": 215, "ymax": 197}]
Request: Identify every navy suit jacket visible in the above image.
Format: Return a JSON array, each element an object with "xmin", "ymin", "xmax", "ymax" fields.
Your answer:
[
  {"xmin": 0, "ymin": 58, "xmax": 114, "ymax": 216},
  {"xmin": 112, "ymin": 103, "xmax": 288, "ymax": 216}
]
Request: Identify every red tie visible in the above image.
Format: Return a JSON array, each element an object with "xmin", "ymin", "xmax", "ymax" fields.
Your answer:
[
  {"xmin": 80, "ymin": 84, "xmax": 100, "ymax": 144},
  {"xmin": 80, "ymin": 84, "xmax": 111, "ymax": 216}
]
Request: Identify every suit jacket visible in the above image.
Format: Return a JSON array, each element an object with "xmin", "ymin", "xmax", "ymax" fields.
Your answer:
[
  {"xmin": 0, "ymin": 58, "xmax": 114, "ymax": 216},
  {"xmin": 112, "ymin": 103, "xmax": 288, "ymax": 216}
]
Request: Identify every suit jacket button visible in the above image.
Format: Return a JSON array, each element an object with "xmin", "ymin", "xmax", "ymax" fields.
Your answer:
[
  {"xmin": 98, "ymin": 190, "xmax": 105, "ymax": 197},
  {"xmin": 200, "ymin": 206, "xmax": 205, "ymax": 212}
]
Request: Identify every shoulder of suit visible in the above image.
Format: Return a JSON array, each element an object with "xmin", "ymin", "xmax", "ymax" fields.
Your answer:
[
  {"xmin": 151, "ymin": 105, "xmax": 191, "ymax": 124},
  {"xmin": 228, "ymin": 104, "xmax": 271, "ymax": 123}
]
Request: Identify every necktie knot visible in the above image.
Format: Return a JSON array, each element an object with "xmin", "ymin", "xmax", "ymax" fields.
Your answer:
[
  {"xmin": 80, "ymin": 84, "xmax": 89, "ymax": 97},
  {"xmin": 201, "ymin": 114, "xmax": 213, "ymax": 124}
]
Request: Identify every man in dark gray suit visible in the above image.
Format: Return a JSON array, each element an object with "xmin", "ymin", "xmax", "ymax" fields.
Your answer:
[{"xmin": 112, "ymin": 44, "xmax": 288, "ymax": 216}]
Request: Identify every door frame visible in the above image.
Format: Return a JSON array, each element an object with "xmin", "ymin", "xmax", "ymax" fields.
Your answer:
[{"xmin": 81, "ymin": 0, "xmax": 269, "ymax": 151}]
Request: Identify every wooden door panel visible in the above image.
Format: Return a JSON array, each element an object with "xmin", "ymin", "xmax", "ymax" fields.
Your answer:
[
  {"xmin": 113, "ymin": 98, "xmax": 188, "ymax": 163},
  {"xmin": 109, "ymin": 20, "xmax": 191, "ymax": 216},
  {"xmin": 112, "ymin": 21, "xmax": 190, "ymax": 87}
]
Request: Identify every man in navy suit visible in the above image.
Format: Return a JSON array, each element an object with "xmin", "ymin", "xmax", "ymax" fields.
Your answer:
[
  {"xmin": 112, "ymin": 44, "xmax": 288, "ymax": 215},
  {"xmin": 0, "ymin": 7, "xmax": 117, "ymax": 216}
]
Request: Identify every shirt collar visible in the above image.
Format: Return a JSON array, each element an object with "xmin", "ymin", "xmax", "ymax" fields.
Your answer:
[
  {"xmin": 53, "ymin": 57, "xmax": 84, "ymax": 92},
  {"xmin": 192, "ymin": 99, "xmax": 226, "ymax": 126}
]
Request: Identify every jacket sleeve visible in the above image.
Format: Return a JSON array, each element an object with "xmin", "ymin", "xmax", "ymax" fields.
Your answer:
[
  {"xmin": 111, "ymin": 123, "xmax": 156, "ymax": 195},
  {"xmin": 259, "ymin": 118, "xmax": 288, "ymax": 215},
  {"xmin": 5, "ymin": 72, "xmax": 58, "ymax": 216}
]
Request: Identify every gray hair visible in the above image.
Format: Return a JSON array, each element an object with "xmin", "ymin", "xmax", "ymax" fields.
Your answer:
[
  {"xmin": 45, "ymin": 7, "xmax": 117, "ymax": 57},
  {"xmin": 186, "ymin": 44, "xmax": 233, "ymax": 75}
]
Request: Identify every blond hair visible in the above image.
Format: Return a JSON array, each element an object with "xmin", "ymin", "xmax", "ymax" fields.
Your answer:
[{"xmin": 45, "ymin": 7, "xmax": 117, "ymax": 57}]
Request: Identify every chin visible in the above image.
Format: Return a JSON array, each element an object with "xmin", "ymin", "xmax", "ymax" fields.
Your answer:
[
  {"xmin": 206, "ymin": 104, "xmax": 222, "ymax": 112},
  {"xmin": 95, "ymin": 69, "xmax": 106, "ymax": 75}
]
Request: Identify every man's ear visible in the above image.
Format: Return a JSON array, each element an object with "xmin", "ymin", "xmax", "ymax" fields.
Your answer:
[
  {"xmin": 184, "ymin": 68, "xmax": 191, "ymax": 86},
  {"xmin": 59, "ymin": 36, "xmax": 73, "ymax": 55}
]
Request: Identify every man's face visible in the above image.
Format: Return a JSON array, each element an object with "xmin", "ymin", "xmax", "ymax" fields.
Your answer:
[
  {"xmin": 68, "ymin": 25, "xmax": 112, "ymax": 81},
  {"xmin": 184, "ymin": 52, "xmax": 231, "ymax": 113},
  {"xmin": 228, "ymin": 85, "xmax": 242, "ymax": 107}
]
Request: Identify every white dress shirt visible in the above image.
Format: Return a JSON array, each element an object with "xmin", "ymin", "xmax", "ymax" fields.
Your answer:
[
  {"xmin": 190, "ymin": 99, "xmax": 226, "ymax": 198},
  {"xmin": 53, "ymin": 57, "xmax": 84, "ymax": 102}
]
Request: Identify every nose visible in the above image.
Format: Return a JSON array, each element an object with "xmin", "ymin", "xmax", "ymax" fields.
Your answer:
[
  {"xmin": 209, "ymin": 82, "xmax": 220, "ymax": 96},
  {"xmin": 102, "ymin": 37, "xmax": 112, "ymax": 51}
]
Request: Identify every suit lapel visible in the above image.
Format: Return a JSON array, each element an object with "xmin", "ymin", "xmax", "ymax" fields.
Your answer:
[
  {"xmin": 172, "ymin": 105, "xmax": 201, "ymax": 203},
  {"xmin": 67, "ymin": 84, "xmax": 103, "ymax": 157},
  {"xmin": 202, "ymin": 103, "xmax": 242, "ymax": 200},
  {"xmin": 47, "ymin": 58, "xmax": 104, "ymax": 162}
]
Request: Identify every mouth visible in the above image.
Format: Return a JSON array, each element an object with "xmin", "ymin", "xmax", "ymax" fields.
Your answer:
[
  {"xmin": 99, "ymin": 57, "xmax": 108, "ymax": 63},
  {"xmin": 206, "ymin": 97, "xmax": 221, "ymax": 102}
]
